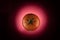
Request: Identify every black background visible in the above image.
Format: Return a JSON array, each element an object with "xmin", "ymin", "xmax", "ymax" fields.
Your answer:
[{"xmin": 0, "ymin": 0, "xmax": 57, "ymax": 40}]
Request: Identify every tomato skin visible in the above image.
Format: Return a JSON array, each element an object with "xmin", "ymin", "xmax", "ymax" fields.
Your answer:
[{"xmin": 22, "ymin": 14, "xmax": 40, "ymax": 31}]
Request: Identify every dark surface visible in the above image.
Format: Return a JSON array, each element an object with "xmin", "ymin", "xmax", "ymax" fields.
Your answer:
[{"xmin": 0, "ymin": 0, "xmax": 57, "ymax": 40}]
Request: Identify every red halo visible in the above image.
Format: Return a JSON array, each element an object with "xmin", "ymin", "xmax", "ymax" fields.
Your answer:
[{"xmin": 15, "ymin": 4, "xmax": 48, "ymax": 36}]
